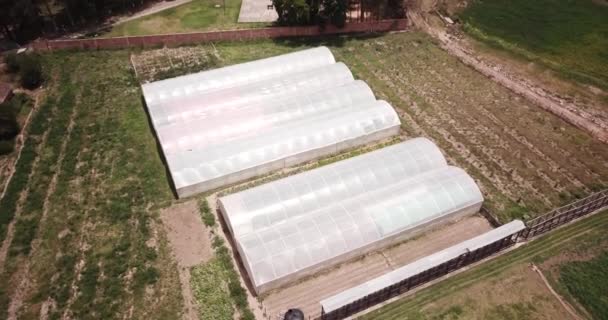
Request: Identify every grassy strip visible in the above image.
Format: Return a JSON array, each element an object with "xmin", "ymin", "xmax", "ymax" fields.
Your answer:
[
  {"xmin": 362, "ymin": 209, "xmax": 608, "ymax": 319},
  {"xmin": 559, "ymin": 252, "xmax": 608, "ymax": 319},
  {"xmin": 190, "ymin": 258, "xmax": 234, "ymax": 319},
  {"xmin": 9, "ymin": 88, "xmax": 76, "ymax": 257},
  {"xmin": 193, "ymin": 199, "xmax": 255, "ymax": 320},
  {"xmin": 200, "ymin": 198, "xmax": 216, "ymax": 227},
  {"xmin": 0, "ymin": 96, "xmax": 55, "ymax": 242}
]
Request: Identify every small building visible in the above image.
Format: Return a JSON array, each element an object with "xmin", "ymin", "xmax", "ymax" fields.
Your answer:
[{"xmin": 0, "ymin": 82, "xmax": 13, "ymax": 104}]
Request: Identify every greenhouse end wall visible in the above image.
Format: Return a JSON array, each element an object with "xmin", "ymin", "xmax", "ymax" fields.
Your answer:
[{"xmin": 176, "ymin": 124, "xmax": 400, "ymax": 198}]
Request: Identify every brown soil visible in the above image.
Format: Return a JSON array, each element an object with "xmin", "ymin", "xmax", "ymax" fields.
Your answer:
[
  {"xmin": 160, "ymin": 200, "xmax": 213, "ymax": 268},
  {"xmin": 261, "ymin": 216, "xmax": 492, "ymax": 319},
  {"xmin": 409, "ymin": 12, "xmax": 608, "ymax": 143},
  {"xmin": 160, "ymin": 200, "xmax": 214, "ymax": 320}
]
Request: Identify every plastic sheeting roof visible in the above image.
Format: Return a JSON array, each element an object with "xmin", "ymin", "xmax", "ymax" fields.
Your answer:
[
  {"xmin": 219, "ymin": 139, "xmax": 484, "ymax": 293},
  {"xmin": 168, "ymin": 100, "xmax": 400, "ymax": 191},
  {"xmin": 142, "ymin": 46, "xmax": 335, "ymax": 106},
  {"xmin": 142, "ymin": 47, "xmax": 402, "ymax": 197},
  {"xmin": 147, "ymin": 62, "xmax": 355, "ymax": 128},
  {"xmin": 221, "ymin": 138, "xmax": 447, "ymax": 237},
  {"xmin": 155, "ymin": 80, "xmax": 375, "ymax": 155},
  {"xmin": 320, "ymin": 220, "xmax": 526, "ymax": 313}
]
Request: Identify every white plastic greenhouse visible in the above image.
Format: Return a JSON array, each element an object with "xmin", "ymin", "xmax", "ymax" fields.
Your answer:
[
  {"xmin": 142, "ymin": 46, "xmax": 336, "ymax": 107},
  {"xmin": 146, "ymin": 63, "xmax": 356, "ymax": 128},
  {"xmin": 142, "ymin": 47, "xmax": 402, "ymax": 197},
  {"xmin": 219, "ymin": 138, "xmax": 484, "ymax": 294}
]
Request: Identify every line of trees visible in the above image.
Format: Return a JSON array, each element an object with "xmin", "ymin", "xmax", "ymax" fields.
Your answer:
[
  {"xmin": 272, "ymin": 0, "xmax": 406, "ymax": 27},
  {"xmin": 0, "ymin": 0, "xmax": 160, "ymax": 43}
]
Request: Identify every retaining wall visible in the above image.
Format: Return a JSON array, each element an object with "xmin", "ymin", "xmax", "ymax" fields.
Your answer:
[{"xmin": 30, "ymin": 20, "xmax": 409, "ymax": 51}]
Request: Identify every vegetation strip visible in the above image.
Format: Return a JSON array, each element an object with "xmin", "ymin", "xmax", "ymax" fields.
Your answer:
[{"xmin": 192, "ymin": 199, "xmax": 255, "ymax": 320}]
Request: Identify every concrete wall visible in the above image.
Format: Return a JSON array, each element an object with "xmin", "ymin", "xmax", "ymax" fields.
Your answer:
[{"xmin": 30, "ymin": 20, "xmax": 409, "ymax": 52}]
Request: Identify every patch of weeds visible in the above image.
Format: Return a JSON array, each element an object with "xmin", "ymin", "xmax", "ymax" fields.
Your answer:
[
  {"xmin": 199, "ymin": 198, "xmax": 216, "ymax": 227},
  {"xmin": 211, "ymin": 233, "xmax": 254, "ymax": 320},
  {"xmin": 190, "ymin": 259, "xmax": 234, "ymax": 320},
  {"xmin": 484, "ymin": 302, "xmax": 536, "ymax": 320}
]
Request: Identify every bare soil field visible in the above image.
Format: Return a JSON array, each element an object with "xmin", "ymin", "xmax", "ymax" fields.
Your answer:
[{"xmin": 261, "ymin": 216, "xmax": 491, "ymax": 319}]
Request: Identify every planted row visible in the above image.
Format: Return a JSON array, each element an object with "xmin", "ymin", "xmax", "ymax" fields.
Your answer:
[{"xmin": 9, "ymin": 88, "xmax": 76, "ymax": 257}]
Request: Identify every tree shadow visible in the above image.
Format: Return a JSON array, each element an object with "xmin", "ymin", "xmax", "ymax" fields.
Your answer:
[{"xmin": 271, "ymin": 31, "xmax": 394, "ymax": 49}]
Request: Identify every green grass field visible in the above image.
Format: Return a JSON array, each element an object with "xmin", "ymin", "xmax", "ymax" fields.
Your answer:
[
  {"xmin": 560, "ymin": 252, "xmax": 608, "ymax": 319},
  {"xmin": 104, "ymin": 0, "xmax": 267, "ymax": 37},
  {"xmin": 460, "ymin": 0, "xmax": 608, "ymax": 90}
]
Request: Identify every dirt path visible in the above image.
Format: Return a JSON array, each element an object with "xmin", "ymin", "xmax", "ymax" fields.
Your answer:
[
  {"xmin": 160, "ymin": 200, "xmax": 214, "ymax": 320},
  {"xmin": 408, "ymin": 11, "xmax": 608, "ymax": 144},
  {"xmin": 113, "ymin": 0, "xmax": 193, "ymax": 25},
  {"xmin": 531, "ymin": 264, "xmax": 582, "ymax": 320}
]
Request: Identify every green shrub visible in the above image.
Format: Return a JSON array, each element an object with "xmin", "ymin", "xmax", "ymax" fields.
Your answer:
[{"xmin": 18, "ymin": 54, "xmax": 44, "ymax": 89}]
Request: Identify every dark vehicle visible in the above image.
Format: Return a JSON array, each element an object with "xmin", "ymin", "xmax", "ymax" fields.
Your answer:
[{"xmin": 283, "ymin": 308, "xmax": 304, "ymax": 320}]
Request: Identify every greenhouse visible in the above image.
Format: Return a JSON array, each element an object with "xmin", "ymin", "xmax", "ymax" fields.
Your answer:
[
  {"xmin": 170, "ymin": 100, "xmax": 400, "ymax": 197},
  {"xmin": 155, "ymin": 80, "xmax": 375, "ymax": 155},
  {"xmin": 146, "ymin": 62, "xmax": 355, "ymax": 128},
  {"xmin": 142, "ymin": 47, "xmax": 402, "ymax": 197},
  {"xmin": 141, "ymin": 46, "xmax": 335, "ymax": 108},
  {"xmin": 218, "ymin": 138, "xmax": 485, "ymax": 294}
]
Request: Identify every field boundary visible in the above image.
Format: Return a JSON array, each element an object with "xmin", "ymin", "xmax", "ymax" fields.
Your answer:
[
  {"xmin": 320, "ymin": 189, "xmax": 608, "ymax": 320},
  {"xmin": 30, "ymin": 20, "xmax": 408, "ymax": 52}
]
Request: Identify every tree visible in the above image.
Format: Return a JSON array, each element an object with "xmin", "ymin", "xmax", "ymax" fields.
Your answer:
[
  {"xmin": 385, "ymin": 0, "xmax": 405, "ymax": 19},
  {"xmin": 273, "ymin": 0, "xmax": 312, "ymax": 25},
  {"xmin": 321, "ymin": 0, "xmax": 348, "ymax": 28},
  {"xmin": 17, "ymin": 54, "xmax": 44, "ymax": 89}
]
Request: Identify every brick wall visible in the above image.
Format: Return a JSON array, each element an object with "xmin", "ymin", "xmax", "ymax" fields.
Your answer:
[{"xmin": 30, "ymin": 20, "xmax": 409, "ymax": 51}]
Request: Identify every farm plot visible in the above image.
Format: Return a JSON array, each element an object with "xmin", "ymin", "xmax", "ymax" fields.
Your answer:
[
  {"xmin": 208, "ymin": 32, "xmax": 608, "ymax": 222},
  {"xmin": 2, "ymin": 30, "xmax": 607, "ymax": 320},
  {"xmin": 0, "ymin": 51, "xmax": 181, "ymax": 320},
  {"xmin": 361, "ymin": 209, "xmax": 608, "ymax": 320}
]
